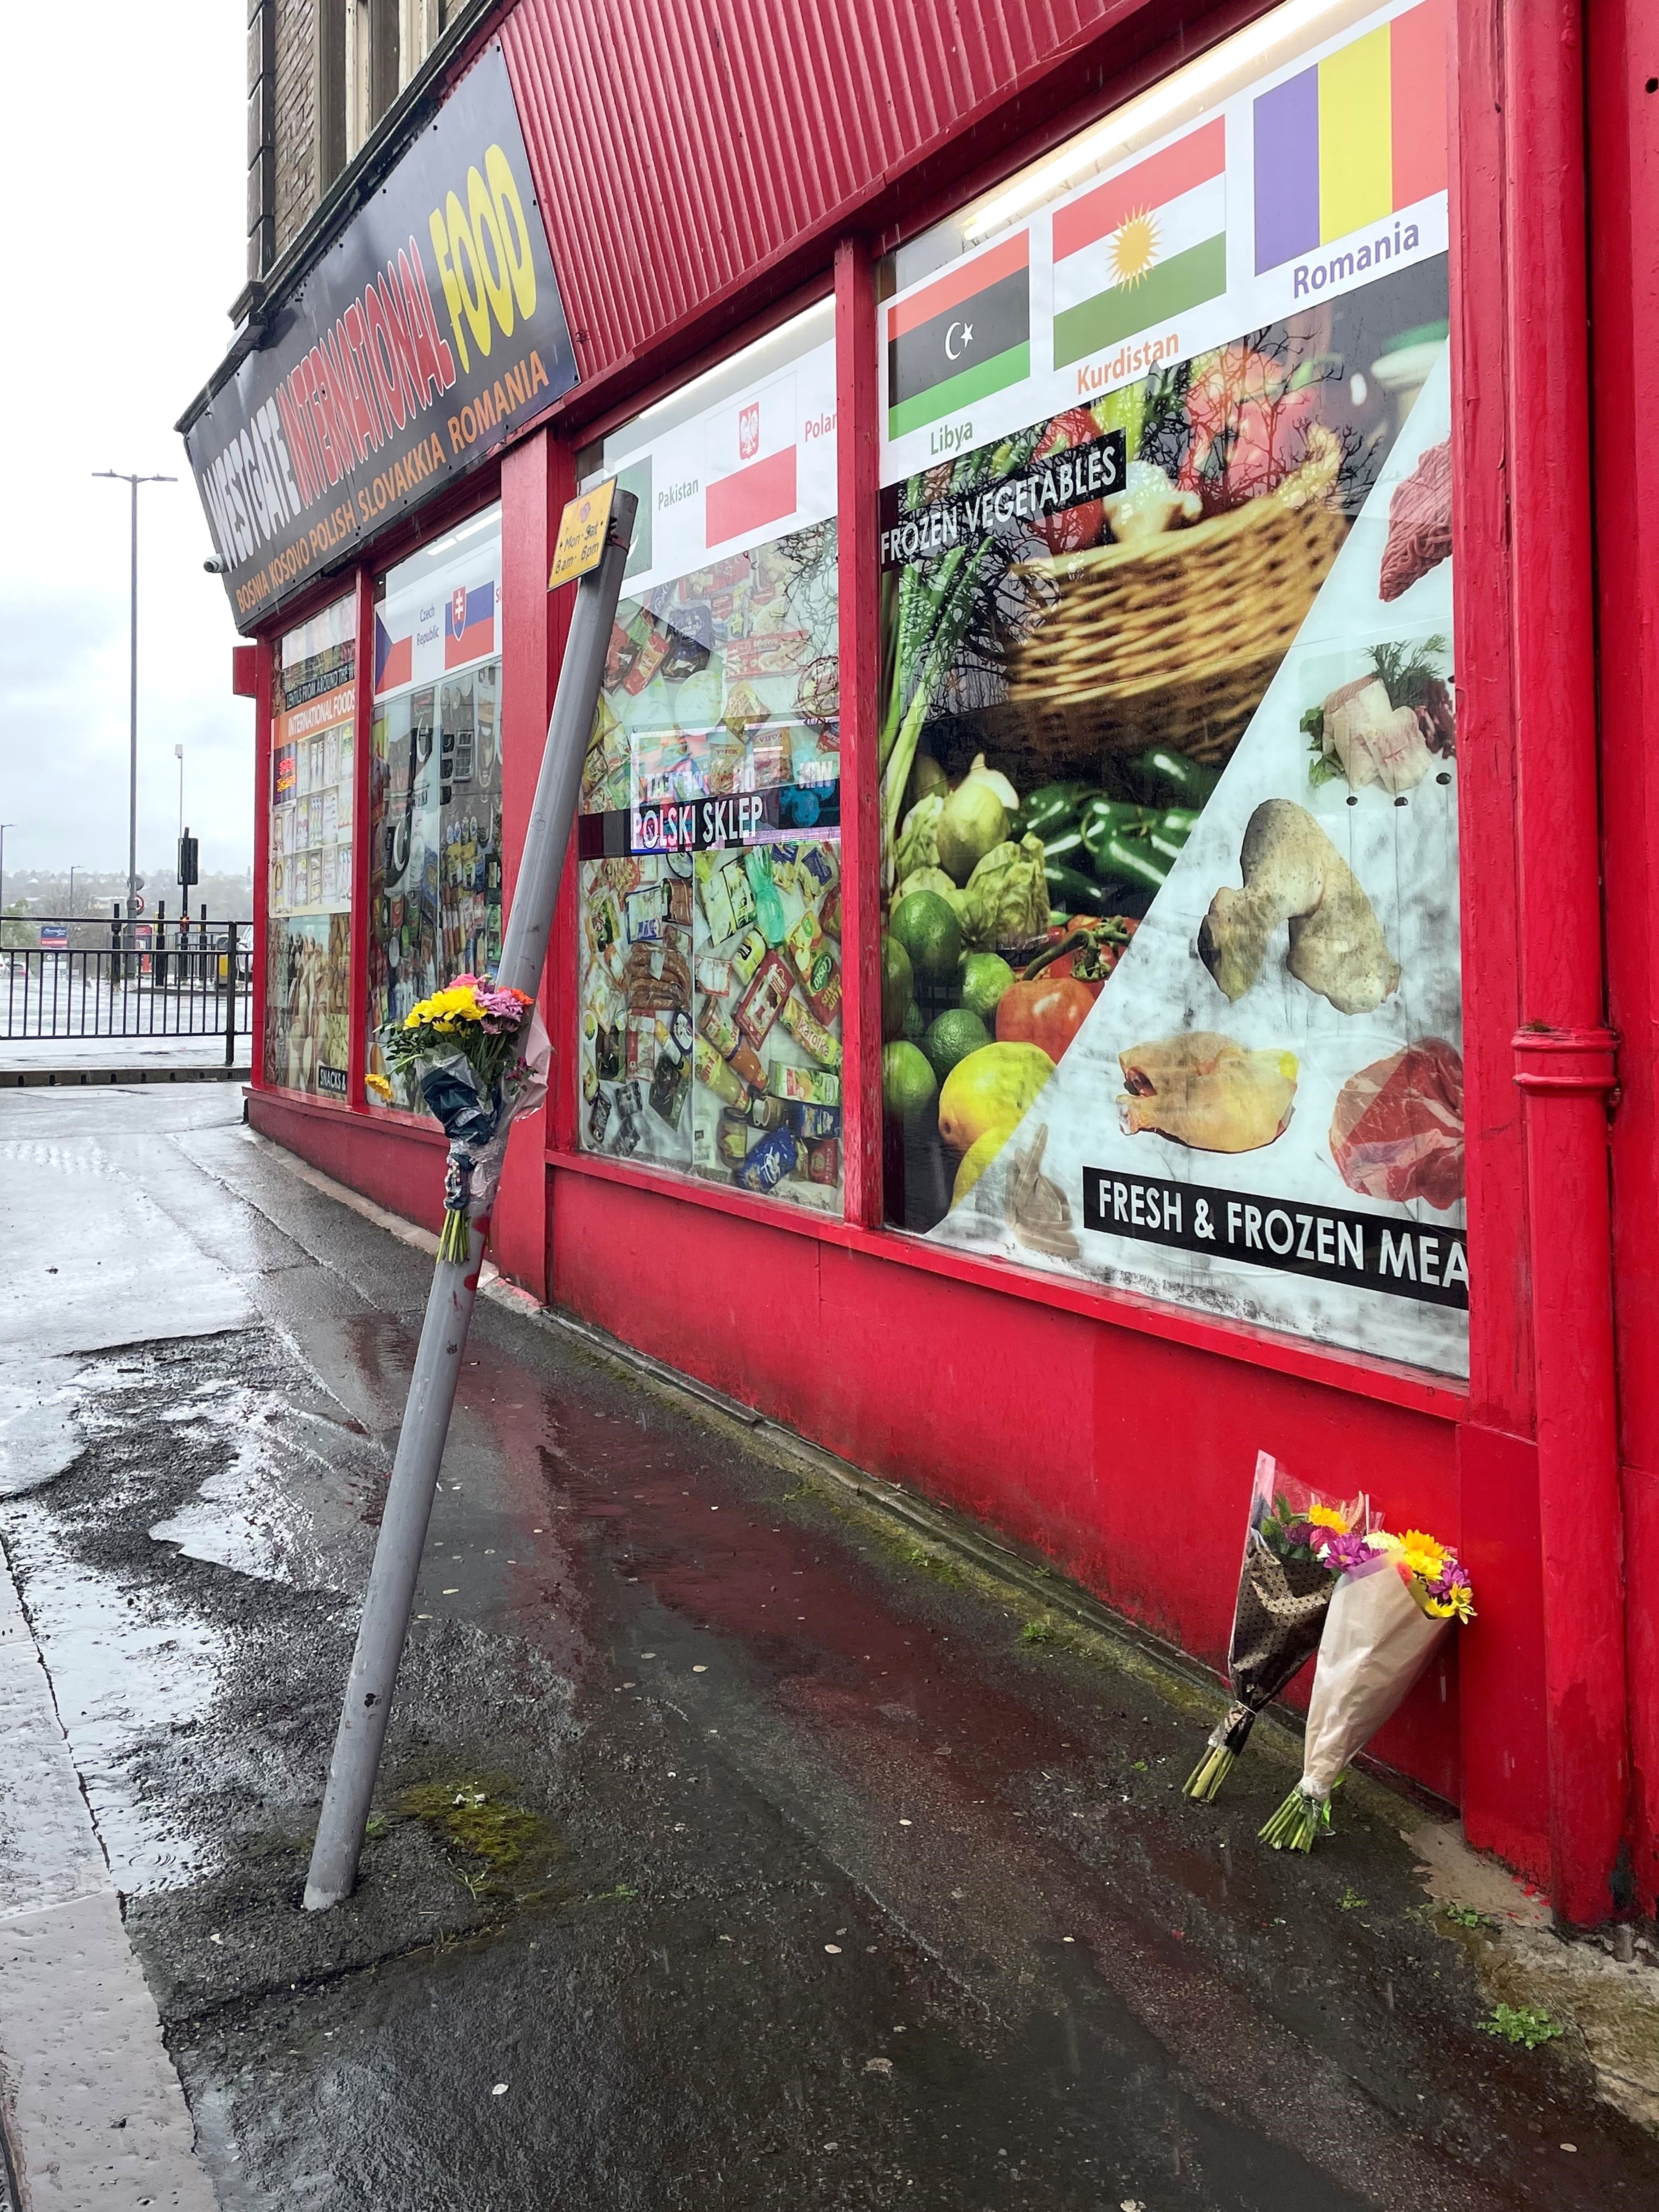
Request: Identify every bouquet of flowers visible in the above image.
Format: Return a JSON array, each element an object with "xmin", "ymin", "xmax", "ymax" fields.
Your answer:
[
  {"xmin": 375, "ymin": 975, "xmax": 550, "ymax": 1263},
  {"xmin": 1183, "ymin": 1452, "xmax": 1370, "ymax": 1801},
  {"xmin": 1260, "ymin": 1526, "xmax": 1474, "ymax": 1851}
]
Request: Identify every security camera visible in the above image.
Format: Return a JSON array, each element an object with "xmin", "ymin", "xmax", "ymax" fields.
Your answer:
[{"xmin": 203, "ymin": 558, "xmax": 226, "ymax": 575}]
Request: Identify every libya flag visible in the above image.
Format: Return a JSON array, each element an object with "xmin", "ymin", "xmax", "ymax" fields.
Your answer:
[
  {"xmin": 886, "ymin": 232, "xmax": 1030, "ymax": 441},
  {"xmin": 1052, "ymin": 118, "xmax": 1227, "ymax": 370}
]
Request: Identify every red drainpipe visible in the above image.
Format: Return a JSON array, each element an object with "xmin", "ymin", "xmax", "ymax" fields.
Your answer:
[{"xmin": 1503, "ymin": 0, "xmax": 1629, "ymax": 1926}]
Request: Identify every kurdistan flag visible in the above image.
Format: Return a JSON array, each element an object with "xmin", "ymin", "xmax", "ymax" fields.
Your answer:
[{"xmin": 1052, "ymin": 118, "xmax": 1227, "ymax": 369}]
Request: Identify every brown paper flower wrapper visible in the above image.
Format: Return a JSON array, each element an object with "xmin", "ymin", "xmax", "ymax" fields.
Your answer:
[{"xmin": 1260, "ymin": 1560, "xmax": 1450, "ymax": 1850}]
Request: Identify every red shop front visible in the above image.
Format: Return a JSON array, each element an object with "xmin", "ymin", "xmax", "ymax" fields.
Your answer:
[{"xmin": 183, "ymin": 0, "xmax": 1659, "ymax": 1929}]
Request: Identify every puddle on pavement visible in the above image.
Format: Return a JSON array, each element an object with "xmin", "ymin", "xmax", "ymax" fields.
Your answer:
[
  {"xmin": 0, "ymin": 1520, "xmax": 227, "ymax": 1893},
  {"xmin": 146, "ymin": 1383, "xmax": 379, "ymax": 1594},
  {"xmin": 412, "ymin": 1346, "xmax": 1658, "ymax": 2209},
  {"xmin": 0, "ymin": 1356, "xmax": 89, "ymax": 1496},
  {"xmin": 0, "ymin": 1349, "xmax": 381, "ymax": 1896}
]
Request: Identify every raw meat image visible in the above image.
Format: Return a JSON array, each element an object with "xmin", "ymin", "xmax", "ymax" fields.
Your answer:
[
  {"xmin": 1378, "ymin": 438, "xmax": 1451, "ymax": 602},
  {"xmin": 1329, "ymin": 1036, "xmax": 1464, "ymax": 1208}
]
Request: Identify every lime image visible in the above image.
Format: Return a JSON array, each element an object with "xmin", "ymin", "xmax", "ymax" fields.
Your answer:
[
  {"xmin": 890, "ymin": 889, "xmax": 963, "ymax": 987},
  {"xmin": 881, "ymin": 933, "xmax": 913, "ymax": 1041},
  {"xmin": 902, "ymin": 1001, "xmax": 926, "ymax": 1043},
  {"xmin": 922, "ymin": 1008, "xmax": 991, "ymax": 1084},
  {"xmin": 959, "ymin": 952, "xmax": 1015, "ymax": 1025},
  {"xmin": 883, "ymin": 1040, "xmax": 938, "ymax": 1122}
]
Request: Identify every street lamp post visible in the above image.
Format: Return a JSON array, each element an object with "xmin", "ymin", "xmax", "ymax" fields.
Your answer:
[
  {"xmin": 175, "ymin": 743, "xmax": 185, "ymax": 843},
  {"xmin": 94, "ymin": 471, "xmax": 175, "ymax": 958},
  {"xmin": 0, "ymin": 824, "xmax": 12, "ymax": 948}
]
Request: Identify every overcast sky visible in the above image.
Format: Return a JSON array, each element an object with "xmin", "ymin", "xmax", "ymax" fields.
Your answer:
[{"xmin": 0, "ymin": 5, "xmax": 250, "ymax": 886}]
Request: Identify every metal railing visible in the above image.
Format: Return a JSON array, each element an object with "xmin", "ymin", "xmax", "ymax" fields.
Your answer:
[{"xmin": 0, "ymin": 917, "xmax": 252, "ymax": 1062}]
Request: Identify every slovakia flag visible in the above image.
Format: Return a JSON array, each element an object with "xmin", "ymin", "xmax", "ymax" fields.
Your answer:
[
  {"xmin": 374, "ymin": 613, "xmax": 412, "ymax": 696},
  {"xmin": 445, "ymin": 582, "xmax": 496, "ymax": 668},
  {"xmin": 705, "ymin": 378, "xmax": 798, "ymax": 549}
]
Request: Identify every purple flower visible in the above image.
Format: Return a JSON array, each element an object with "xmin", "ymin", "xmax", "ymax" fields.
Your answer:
[{"xmin": 1319, "ymin": 1532, "xmax": 1375, "ymax": 1576}]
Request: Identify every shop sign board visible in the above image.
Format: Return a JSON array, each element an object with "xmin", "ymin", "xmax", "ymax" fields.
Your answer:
[{"xmin": 185, "ymin": 43, "xmax": 576, "ymax": 634}]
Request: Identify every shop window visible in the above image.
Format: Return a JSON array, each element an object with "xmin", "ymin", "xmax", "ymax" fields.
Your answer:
[
  {"xmin": 364, "ymin": 504, "xmax": 504, "ymax": 1108},
  {"xmin": 876, "ymin": 0, "xmax": 1464, "ymax": 1375},
  {"xmin": 574, "ymin": 300, "xmax": 844, "ymax": 1212},
  {"xmin": 266, "ymin": 593, "xmax": 357, "ymax": 1100}
]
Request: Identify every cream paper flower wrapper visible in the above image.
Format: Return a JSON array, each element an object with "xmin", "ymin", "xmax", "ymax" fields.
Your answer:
[{"xmin": 1261, "ymin": 1558, "xmax": 1450, "ymax": 1850}]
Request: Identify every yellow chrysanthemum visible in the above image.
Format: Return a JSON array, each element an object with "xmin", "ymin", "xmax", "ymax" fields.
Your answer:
[
  {"xmin": 1307, "ymin": 1503, "xmax": 1350, "ymax": 1532},
  {"xmin": 1395, "ymin": 1530, "xmax": 1449, "ymax": 1581},
  {"xmin": 425, "ymin": 986, "xmax": 483, "ymax": 1019}
]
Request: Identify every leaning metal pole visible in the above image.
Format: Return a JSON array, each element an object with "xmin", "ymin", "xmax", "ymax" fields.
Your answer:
[{"xmin": 304, "ymin": 491, "xmax": 635, "ymax": 1911}]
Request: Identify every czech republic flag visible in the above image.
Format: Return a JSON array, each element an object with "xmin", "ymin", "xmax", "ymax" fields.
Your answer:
[
  {"xmin": 374, "ymin": 614, "xmax": 412, "ymax": 696},
  {"xmin": 445, "ymin": 582, "xmax": 496, "ymax": 668}
]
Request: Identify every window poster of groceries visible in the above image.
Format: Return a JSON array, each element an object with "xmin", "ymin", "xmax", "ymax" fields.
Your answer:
[
  {"xmin": 266, "ymin": 592, "xmax": 356, "ymax": 1101},
  {"xmin": 574, "ymin": 307, "xmax": 846, "ymax": 1216},
  {"xmin": 364, "ymin": 508, "xmax": 506, "ymax": 1112},
  {"xmin": 876, "ymin": 0, "xmax": 1466, "ymax": 1374}
]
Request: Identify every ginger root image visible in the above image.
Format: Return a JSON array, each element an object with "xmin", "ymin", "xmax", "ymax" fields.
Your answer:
[
  {"xmin": 1119, "ymin": 1032, "xmax": 1298, "ymax": 1153},
  {"xmin": 1198, "ymin": 800, "xmax": 1400, "ymax": 1014}
]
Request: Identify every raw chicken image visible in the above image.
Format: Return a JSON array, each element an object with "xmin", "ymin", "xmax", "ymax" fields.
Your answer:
[
  {"xmin": 1119, "ymin": 1031, "xmax": 1298, "ymax": 1153},
  {"xmin": 1199, "ymin": 800, "xmax": 1401, "ymax": 1015},
  {"xmin": 1318, "ymin": 675, "xmax": 1434, "ymax": 793},
  {"xmin": 1329, "ymin": 1037, "xmax": 1465, "ymax": 1209}
]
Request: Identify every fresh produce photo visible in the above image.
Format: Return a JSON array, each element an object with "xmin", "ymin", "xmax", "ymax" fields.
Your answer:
[
  {"xmin": 1199, "ymin": 800, "xmax": 1400, "ymax": 1015},
  {"xmin": 877, "ymin": 265, "xmax": 1451, "ymax": 1238}
]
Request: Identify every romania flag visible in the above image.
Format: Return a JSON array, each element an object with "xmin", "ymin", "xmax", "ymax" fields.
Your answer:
[{"xmin": 1253, "ymin": 0, "xmax": 1447, "ymax": 276}]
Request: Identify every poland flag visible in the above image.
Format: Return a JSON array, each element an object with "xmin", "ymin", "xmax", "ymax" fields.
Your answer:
[{"xmin": 705, "ymin": 375, "xmax": 798, "ymax": 548}]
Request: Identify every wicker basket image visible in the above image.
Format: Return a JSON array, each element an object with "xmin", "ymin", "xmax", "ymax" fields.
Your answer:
[{"xmin": 999, "ymin": 463, "xmax": 1348, "ymax": 771}]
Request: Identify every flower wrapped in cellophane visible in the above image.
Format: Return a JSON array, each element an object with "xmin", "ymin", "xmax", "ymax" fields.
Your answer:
[
  {"xmin": 1260, "ymin": 1526, "xmax": 1474, "ymax": 1851},
  {"xmin": 377, "ymin": 975, "xmax": 550, "ymax": 1263},
  {"xmin": 1183, "ymin": 1451, "xmax": 1370, "ymax": 1802}
]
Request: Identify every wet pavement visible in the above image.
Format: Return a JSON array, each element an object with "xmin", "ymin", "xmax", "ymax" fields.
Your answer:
[{"xmin": 1, "ymin": 1085, "xmax": 1656, "ymax": 2209}]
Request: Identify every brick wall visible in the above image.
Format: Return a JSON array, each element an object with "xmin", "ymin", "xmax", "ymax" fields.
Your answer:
[
  {"xmin": 245, "ymin": 0, "xmax": 275, "ymax": 279},
  {"xmin": 274, "ymin": 0, "xmax": 318, "ymax": 258}
]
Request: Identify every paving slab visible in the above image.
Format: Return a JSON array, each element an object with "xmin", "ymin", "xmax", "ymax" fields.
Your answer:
[{"xmin": 0, "ymin": 1549, "xmax": 217, "ymax": 2210}]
